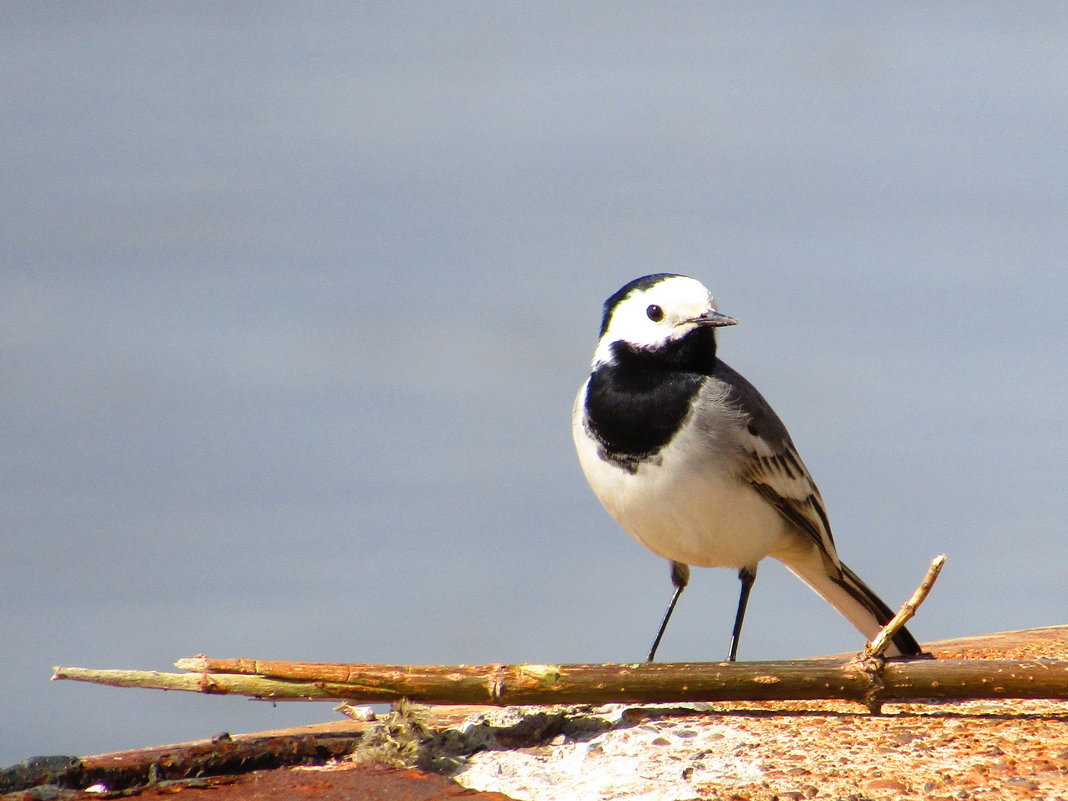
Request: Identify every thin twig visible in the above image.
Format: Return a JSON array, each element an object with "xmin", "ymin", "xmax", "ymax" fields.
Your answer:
[{"xmin": 866, "ymin": 553, "xmax": 946, "ymax": 658}]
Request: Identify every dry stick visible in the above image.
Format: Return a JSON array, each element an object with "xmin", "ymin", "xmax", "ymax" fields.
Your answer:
[
  {"xmin": 866, "ymin": 554, "xmax": 947, "ymax": 659},
  {"xmin": 52, "ymin": 658, "xmax": 1068, "ymax": 707},
  {"xmin": 52, "ymin": 555, "xmax": 1067, "ymax": 710}
]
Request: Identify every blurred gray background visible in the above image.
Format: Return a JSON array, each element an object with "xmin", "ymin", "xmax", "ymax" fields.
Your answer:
[{"xmin": 3, "ymin": 4, "xmax": 1065, "ymax": 765}]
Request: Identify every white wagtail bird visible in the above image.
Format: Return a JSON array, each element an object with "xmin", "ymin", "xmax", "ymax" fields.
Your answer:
[{"xmin": 572, "ymin": 274, "xmax": 923, "ymax": 662}]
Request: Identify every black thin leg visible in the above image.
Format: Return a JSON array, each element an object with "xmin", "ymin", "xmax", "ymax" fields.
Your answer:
[
  {"xmin": 726, "ymin": 566, "xmax": 757, "ymax": 662},
  {"xmin": 647, "ymin": 561, "xmax": 689, "ymax": 662}
]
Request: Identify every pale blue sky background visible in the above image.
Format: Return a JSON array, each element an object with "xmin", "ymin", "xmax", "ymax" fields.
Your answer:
[{"xmin": 3, "ymin": 4, "xmax": 1066, "ymax": 765}]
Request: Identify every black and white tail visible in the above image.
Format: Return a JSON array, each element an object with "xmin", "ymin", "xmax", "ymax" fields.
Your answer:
[{"xmin": 784, "ymin": 552, "xmax": 923, "ymax": 657}]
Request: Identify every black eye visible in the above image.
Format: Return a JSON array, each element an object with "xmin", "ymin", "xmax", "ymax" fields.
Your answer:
[{"xmin": 646, "ymin": 304, "xmax": 664, "ymax": 322}]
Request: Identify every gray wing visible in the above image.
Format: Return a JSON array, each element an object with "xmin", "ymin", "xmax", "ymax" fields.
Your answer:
[{"xmin": 708, "ymin": 360, "xmax": 841, "ymax": 567}]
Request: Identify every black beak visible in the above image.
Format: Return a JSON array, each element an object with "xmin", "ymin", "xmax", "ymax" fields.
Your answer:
[{"xmin": 690, "ymin": 309, "xmax": 739, "ymax": 328}]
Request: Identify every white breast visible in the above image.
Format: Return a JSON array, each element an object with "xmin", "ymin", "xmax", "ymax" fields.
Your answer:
[{"xmin": 572, "ymin": 380, "xmax": 790, "ymax": 569}]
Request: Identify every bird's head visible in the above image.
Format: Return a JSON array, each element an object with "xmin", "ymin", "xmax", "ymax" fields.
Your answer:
[{"xmin": 592, "ymin": 274, "xmax": 737, "ymax": 367}]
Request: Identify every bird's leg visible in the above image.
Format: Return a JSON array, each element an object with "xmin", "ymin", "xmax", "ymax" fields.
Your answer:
[
  {"xmin": 726, "ymin": 565, "xmax": 757, "ymax": 662},
  {"xmin": 647, "ymin": 561, "xmax": 690, "ymax": 662}
]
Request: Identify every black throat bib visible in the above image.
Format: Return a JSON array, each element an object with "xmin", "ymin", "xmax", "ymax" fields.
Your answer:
[{"xmin": 585, "ymin": 327, "xmax": 718, "ymax": 470}]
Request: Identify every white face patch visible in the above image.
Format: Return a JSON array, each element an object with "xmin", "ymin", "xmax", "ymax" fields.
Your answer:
[{"xmin": 593, "ymin": 276, "xmax": 720, "ymax": 366}]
